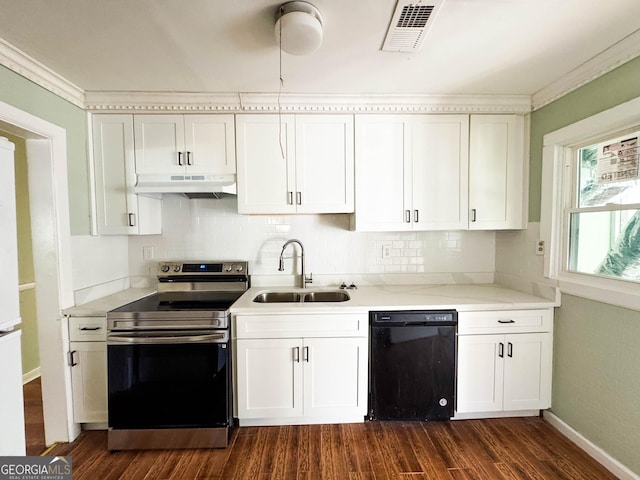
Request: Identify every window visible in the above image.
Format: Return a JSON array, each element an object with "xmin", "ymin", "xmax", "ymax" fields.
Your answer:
[
  {"xmin": 541, "ymin": 96, "xmax": 640, "ymax": 311},
  {"xmin": 568, "ymin": 133, "xmax": 640, "ymax": 282}
]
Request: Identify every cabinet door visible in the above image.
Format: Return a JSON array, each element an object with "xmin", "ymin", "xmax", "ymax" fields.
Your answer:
[
  {"xmin": 183, "ymin": 115, "xmax": 236, "ymax": 176},
  {"xmin": 93, "ymin": 115, "xmax": 161, "ymax": 235},
  {"xmin": 469, "ymin": 115, "xmax": 525, "ymax": 230},
  {"xmin": 236, "ymin": 338, "xmax": 303, "ymax": 419},
  {"xmin": 411, "ymin": 115, "xmax": 469, "ymax": 230},
  {"xmin": 503, "ymin": 333, "xmax": 552, "ymax": 411},
  {"xmin": 456, "ymin": 334, "xmax": 504, "ymax": 413},
  {"xmin": 303, "ymin": 337, "xmax": 367, "ymax": 418},
  {"xmin": 134, "ymin": 115, "xmax": 186, "ymax": 175},
  {"xmin": 69, "ymin": 342, "xmax": 107, "ymax": 423},
  {"xmin": 236, "ymin": 115, "xmax": 296, "ymax": 214},
  {"xmin": 353, "ymin": 115, "xmax": 411, "ymax": 231},
  {"xmin": 295, "ymin": 115, "xmax": 354, "ymax": 213}
]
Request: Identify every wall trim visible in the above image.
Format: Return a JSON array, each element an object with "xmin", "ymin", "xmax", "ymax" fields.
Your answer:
[
  {"xmin": 23, "ymin": 367, "xmax": 41, "ymax": 385},
  {"xmin": 544, "ymin": 411, "xmax": 640, "ymax": 480},
  {"xmin": 0, "ymin": 38, "xmax": 85, "ymax": 108},
  {"xmin": 532, "ymin": 29, "xmax": 640, "ymax": 111},
  {"xmin": 2, "ymin": 30, "xmax": 639, "ymax": 114},
  {"xmin": 84, "ymin": 91, "xmax": 532, "ymax": 114}
]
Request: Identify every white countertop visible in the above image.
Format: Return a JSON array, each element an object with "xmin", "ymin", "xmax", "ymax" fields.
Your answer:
[
  {"xmin": 62, "ymin": 288, "xmax": 156, "ymax": 317},
  {"xmin": 230, "ymin": 284, "xmax": 558, "ymax": 314}
]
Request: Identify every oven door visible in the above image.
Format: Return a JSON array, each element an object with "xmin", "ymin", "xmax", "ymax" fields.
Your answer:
[{"xmin": 107, "ymin": 330, "xmax": 230, "ymax": 430}]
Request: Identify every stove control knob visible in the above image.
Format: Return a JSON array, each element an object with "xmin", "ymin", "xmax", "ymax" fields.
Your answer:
[
  {"xmin": 160, "ymin": 265, "xmax": 170, "ymax": 273},
  {"xmin": 173, "ymin": 265, "xmax": 181, "ymax": 272},
  {"xmin": 224, "ymin": 265, "xmax": 233, "ymax": 272},
  {"xmin": 235, "ymin": 265, "xmax": 244, "ymax": 272}
]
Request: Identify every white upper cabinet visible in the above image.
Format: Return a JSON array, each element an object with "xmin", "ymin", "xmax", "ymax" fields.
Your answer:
[
  {"xmin": 353, "ymin": 114, "xmax": 469, "ymax": 231},
  {"xmin": 412, "ymin": 115, "xmax": 469, "ymax": 230},
  {"xmin": 134, "ymin": 114, "xmax": 235, "ymax": 176},
  {"xmin": 469, "ymin": 114, "xmax": 526, "ymax": 230},
  {"xmin": 236, "ymin": 114, "xmax": 354, "ymax": 214},
  {"xmin": 92, "ymin": 114, "xmax": 161, "ymax": 235}
]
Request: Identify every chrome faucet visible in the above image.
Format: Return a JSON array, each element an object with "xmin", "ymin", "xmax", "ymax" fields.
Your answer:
[{"xmin": 278, "ymin": 239, "xmax": 312, "ymax": 288}]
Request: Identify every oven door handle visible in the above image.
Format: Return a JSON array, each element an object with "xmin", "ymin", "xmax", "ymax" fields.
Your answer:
[{"xmin": 107, "ymin": 332, "xmax": 227, "ymax": 345}]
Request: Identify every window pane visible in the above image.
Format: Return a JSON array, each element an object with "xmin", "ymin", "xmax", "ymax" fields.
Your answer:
[
  {"xmin": 569, "ymin": 209, "xmax": 640, "ymax": 282},
  {"xmin": 577, "ymin": 135, "xmax": 639, "ymax": 207}
]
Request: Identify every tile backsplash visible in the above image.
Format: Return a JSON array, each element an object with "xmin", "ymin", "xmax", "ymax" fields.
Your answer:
[{"xmin": 127, "ymin": 195, "xmax": 496, "ymax": 285}]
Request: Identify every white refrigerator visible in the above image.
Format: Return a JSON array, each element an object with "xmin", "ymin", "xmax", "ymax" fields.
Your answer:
[{"xmin": 0, "ymin": 136, "xmax": 26, "ymax": 456}]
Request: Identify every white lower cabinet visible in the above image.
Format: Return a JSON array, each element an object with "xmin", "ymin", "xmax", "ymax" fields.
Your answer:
[
  {"xmin": 456, "ymin": 309, "xmax": 553, "ymax": 416},
  {"xmin": 234, "ymin": 313, "xmax": 368, "ymax": 426},
  {"xmin": 68, "ymin": 316, "xmax": 108, "ymax": 424}
]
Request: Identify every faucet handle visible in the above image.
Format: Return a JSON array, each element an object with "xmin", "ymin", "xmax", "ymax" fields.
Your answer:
[
  {"xmin": 340, "ymin": 282, "xmax": 347, "ymax": 289},
  {"xmin": 305, "ymin": 272, "xmax": 313, "ymax": 285}
]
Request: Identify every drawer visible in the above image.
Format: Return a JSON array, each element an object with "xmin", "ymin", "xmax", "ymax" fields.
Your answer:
[
  {"xmin": 458, "ymin": 309, "xmax": 553, "ymax": 334},
  {"xmin": 234, "ymin": 313, "xmax": 367, "ymax": 339},
  {"xmin": 68, "ymin": 316, "xmax": 107, "ymax": 341}
]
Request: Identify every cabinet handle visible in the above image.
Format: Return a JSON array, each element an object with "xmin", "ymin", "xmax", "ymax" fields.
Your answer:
[
  {"xmin": 405, "ymin": 210, "xmax": 411, "ymax": 223},
  {"xmin": 303, "ymin": 346, "xmax": 309, "ymax": 362},
  {"xmin": 498, "ymin": 342, "xmax": 504, "ymax": 358},
  {"xmin": 177, "ymin": 151, "xmax": 183, "ymax": 166},
  {"xmin": 296, "ymin": 192, "xmax": 302, "ymax": 205},
  {"xmin": 288, "ymin": 191, "xmax": 294, "ymax": 205},
  {"xmin": 497, "ymin": 319, "xmax": 515, "ymax": 324},
  {"xmin": 186, "ymin": 151, "xmax": 192, "ymax": 166},
  {"xmin": 507, "ymin": 342, "xmax": 513, "ymax": 358},
  {"xmin": 471, "ymin": 208, "xmax": 477, "ymax": 222},
  {"xmin": 414, "ymin": 210, "xmax": 419, "ymax": 223},
  {"xmin": 80, "ymin": 327, "xmax": 101, "ymax": 331},
  {"xmin": 68, "ymin": 350, "xmax": 78, "ymax": 367},
  {"xmin": 293, "ymin": 346, "xmax": 300, "ymax": 363},
  {"xmin": 128, "ymin": 213, "xmax": 136, "ymax": 227}
]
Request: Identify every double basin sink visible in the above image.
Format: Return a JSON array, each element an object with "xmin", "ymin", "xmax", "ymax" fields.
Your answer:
[{"xmin": 253, "ymin": 290, "xmax": 350, "ymax": 303}]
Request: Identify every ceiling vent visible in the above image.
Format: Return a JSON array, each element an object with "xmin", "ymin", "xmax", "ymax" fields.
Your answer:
[{"xmin": 381, "ymin": 0, "xmax": 445, "ymax": 53}]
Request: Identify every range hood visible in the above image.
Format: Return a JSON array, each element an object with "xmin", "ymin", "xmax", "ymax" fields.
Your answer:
[{"xmin": 134, "ymin": 174, "xmax": 237, "ymax": 199}]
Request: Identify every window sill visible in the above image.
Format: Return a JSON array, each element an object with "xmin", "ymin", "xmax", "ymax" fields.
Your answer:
[{"xmin": 556, "ymin": 272, "xmax": 640, "ymax": 312}]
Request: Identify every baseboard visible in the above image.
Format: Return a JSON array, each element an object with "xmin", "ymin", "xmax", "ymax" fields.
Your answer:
[
  {"xmin": 543, "ymin": 411, "xmax": 639, "ymax": 480},
  {"xmin": 22, "ymin": 367, "xmax": 41, "ymax": 385}
]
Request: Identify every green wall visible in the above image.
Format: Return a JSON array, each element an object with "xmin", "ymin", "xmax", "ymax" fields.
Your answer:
[
  {"xmin": 1, "ymin": 131, "xmax": 40, "ymax": 376},
  {"xmin": 0, "ymin": 65, "xmax": 90, "ymax": 234},
  {"xmin": 553, "ymin": 295, "xmax": 640, "ymax": 474},
  {"xmin": 529, "ymin": 56, "xmax": 640, "ymax": 222},
  {"xmin": 529, "ymin": 57, "xmax": 640, "ymax": 475}
]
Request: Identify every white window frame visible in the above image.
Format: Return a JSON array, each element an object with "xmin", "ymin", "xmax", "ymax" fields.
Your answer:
[{"xmin": 541, "ymin": 96, "xmax": 640, "ymax": 312}]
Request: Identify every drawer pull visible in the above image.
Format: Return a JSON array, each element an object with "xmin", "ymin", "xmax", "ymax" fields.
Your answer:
[
  {"xmin": 68, "ymin": 350, "xmax": 78, "ymax": 367},
  {"xmin": 498, "ymin": 319, "xmax": 515, "ymax": 324},
  {"xmin": 80, "ymin": 326, "xmax": 102, "ymax": 331}
]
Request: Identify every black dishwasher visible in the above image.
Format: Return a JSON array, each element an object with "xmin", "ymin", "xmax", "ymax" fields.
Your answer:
[{"xmin": 369, "ymin": 310, "xmax": 457, "ymax": 421}]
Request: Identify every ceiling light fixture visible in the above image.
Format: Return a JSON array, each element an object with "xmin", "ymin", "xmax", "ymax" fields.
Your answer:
[{"xmin": 274, "ymin": 1, "xmax": 323, "ymax": 56}]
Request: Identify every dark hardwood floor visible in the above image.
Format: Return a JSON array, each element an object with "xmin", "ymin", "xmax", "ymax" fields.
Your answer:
[
  {"xmin": 43, "ymin": 417, "xmax": 617, "ymax": 480},
  {"xmin": 23, "ymin": 376, "xmax": 46, "ymax": 456}
]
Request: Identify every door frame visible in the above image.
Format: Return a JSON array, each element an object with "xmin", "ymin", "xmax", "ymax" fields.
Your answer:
[{"xmin": 0, "ymin": 99, "xmax": 78, "ymax": 444}]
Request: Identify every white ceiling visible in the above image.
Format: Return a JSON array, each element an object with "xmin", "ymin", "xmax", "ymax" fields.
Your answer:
[{"xmin": 1, "ymin": 0, "xmax": 639, "ymax": 97}]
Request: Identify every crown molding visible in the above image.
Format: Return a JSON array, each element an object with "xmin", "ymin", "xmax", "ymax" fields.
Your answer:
[
  {"xmin": 84, "ymin": 91, "xmax": 532, "ymax": 114},
  {"xmin": 531, "ymin": 29, "xmax": 640, "ymax": 111},
  {"xmin": 0, "ymin": 37, "xmax": 85, "ymax": 108}
]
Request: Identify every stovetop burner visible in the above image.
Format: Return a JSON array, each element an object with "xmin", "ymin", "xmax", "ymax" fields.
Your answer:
[{"xmin": 107, "ymin": 261, "xmax": 249, "ymax": 331}]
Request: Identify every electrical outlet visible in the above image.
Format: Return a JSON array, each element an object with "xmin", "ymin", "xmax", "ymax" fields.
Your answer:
[
  {"xmin": 143, "ymin": 246, "xmax": 154, "ymax": 261},
  {"xmin": 382, "ymin": 245, "xmax": 391, "ymax": 259},
  {"xmin": 535, "ymin": 240, "xmax": 545, "ymax": 256}
]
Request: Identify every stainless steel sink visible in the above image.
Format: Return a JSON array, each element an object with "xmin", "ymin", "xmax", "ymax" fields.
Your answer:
[
  {"xmin": 303, "ymin": 290, "xmax": 350, "ymax": 302},
  {"xmin": 252, "ymin": 290, "xmax": 350, "ymax": 303},
  {"xmin": 253, "ymin": 292, "xmax": 303, "ymax": 303}
]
